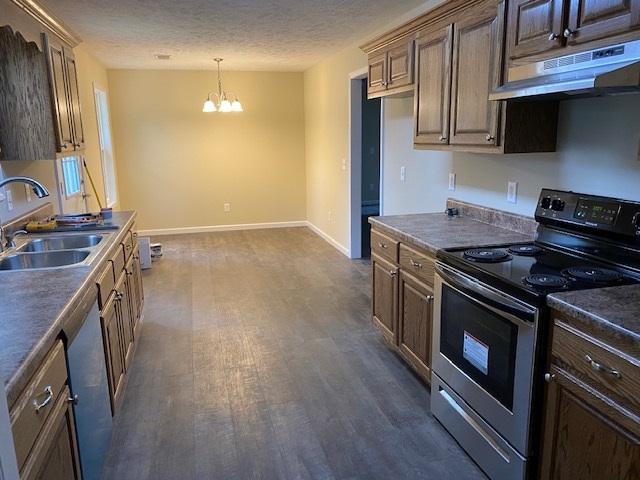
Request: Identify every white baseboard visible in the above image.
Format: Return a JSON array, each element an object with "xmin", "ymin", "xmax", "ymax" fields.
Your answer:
[
  {"xmin": 305, "ymin": 221, "xmax": 350, "ymax": 257},
  {"xmin": 139, "ymin": 220, "xmax": 307, "ymax": 237}
]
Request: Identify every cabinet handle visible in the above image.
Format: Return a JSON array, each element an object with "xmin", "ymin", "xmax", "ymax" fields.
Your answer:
[
  {"xmin": 410, "ymin": 259, "xmax": 422, "ymax": 268},
  {"xmin": 67, "ymin": 394, "xmax": 79, "ymax": 405},
  {"xmin": 33, "ymin": 385, "xmax": 54, "ymax": 413},
  {"xmin": 563, "ymin": 28, "xmax": 576, "ymax": 38},
  {"xmin": 389, "ymin": 270, "xmax": 397, "ymax": 276},
  {"xmin": 439, "ymin": 135, "xmax": 447, "ymax": 142},
  {"xmin": 377, "ymin": 242, "xmax": 388, "ymax": 249},
  {"xmin": 74, "ymin": 143, "xmax": 81, "ymax": 148},
  {"xmin": 486, "ymin": 134, "xmax": 495, "ymax": 142},
  {"xmin": 544, "ymin": 373, "xmax": 555, "ymax": 383},
  {"xmin": 62, "ymin": 143, "xmax": 69, "ymax": 149},
  {"xmin": 548, "ymin": 32, "xmax": 560, "ymax": 41},
  {"xmin": 585, "ymin": 354, "xmax": 621, "ymax": 379}
]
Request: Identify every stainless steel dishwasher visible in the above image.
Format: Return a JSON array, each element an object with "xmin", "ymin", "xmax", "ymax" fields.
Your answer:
[{"xmin": 67, "ymin": 300, "xmax": 113, "ymax": 480}]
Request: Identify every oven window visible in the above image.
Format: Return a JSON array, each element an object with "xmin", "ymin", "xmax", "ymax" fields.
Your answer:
[{"xmin": 440, "ymin": 285, "xmax": 518, "ymax": 411}]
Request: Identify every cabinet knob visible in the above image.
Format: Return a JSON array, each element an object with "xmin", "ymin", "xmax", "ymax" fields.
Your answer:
[
  {"xmin": 410, "ymin": 259, "xmax": 422, "ymax": 268},
  {"xmin": 544, "ymin": 373, "xmax": 555, "ymax": 383},
  {"xmin": 378, "ymin": 242, "xmax": 388, "ymax": 249},
  {"xmin": 486, "ymin": 134, "xmax": 495, "ymax": 142},
  {"xmin": 74, "ymin": 143, "xmax": 81, "ymax": 148},
  {"xmin": 548, "ymin": 32, "xmax": 560, "ymax": 41},
  {"xmin": 389, "ymin": 270, "xmax": 397, "ymax": 276},
  {"xmin": 563, "ymin": 28, "xmax": 576, "ymax": 38},
  {"xmin": 67, "ymin": 394, "xmax": 79, "ymax": 405},
  {"xmin": 116, "ymin": 292, "xmax": 124, "ymax": 301},
  {"xmin": 439, "ymin": 135, "xmax": 447, "ymax": 142}
]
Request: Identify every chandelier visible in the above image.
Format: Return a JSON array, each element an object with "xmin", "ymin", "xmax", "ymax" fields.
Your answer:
[{"xmin": 202, "ymin": 58, "xmax": 243, "ymax": 113}]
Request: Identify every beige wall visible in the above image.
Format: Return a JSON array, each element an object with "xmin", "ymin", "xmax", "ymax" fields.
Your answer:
[
  {"xmin": 74, "ymin": 44, "xmax": 117, "ymax": 212},
  {"xmin": 108, "ymin": 69, "xmax": 306, "ymax": 231},
  {"xmin": 304, "ymin": 45, "xmax": 366, "ymax": 249}
]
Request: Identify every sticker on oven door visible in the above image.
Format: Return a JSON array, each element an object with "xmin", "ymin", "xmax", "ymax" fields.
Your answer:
[{"xmin": 463, "ymin": 332, "xmax": 489, "ymax": 375}]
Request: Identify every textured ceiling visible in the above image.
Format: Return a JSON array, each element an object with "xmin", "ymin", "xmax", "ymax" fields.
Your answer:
[{"xmin": 39, "ymin": 0, "xmax": 427, "ymax": 71}]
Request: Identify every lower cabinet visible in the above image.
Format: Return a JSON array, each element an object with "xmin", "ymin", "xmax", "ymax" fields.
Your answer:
[
  {"xmin": 539, "ymin": 312, "xmax": 640, "ymax": 479},
  {"xmin": 101, "ymin": 294, "xmax": 125, "ymax": 413},
  {"xmin": 372, "ymin": 253, "xmax": 398, "ymax": 344},
  {"xmin": 21, "ymin": 386, "xmax": 81, "ymax": 480},
  {"xmin": 398, "ymin": 271, "xmax": 433, "ymax": 381},
  {"xmin": 370, "ymin": 228, "xmax": 435, "ymax": 383}
]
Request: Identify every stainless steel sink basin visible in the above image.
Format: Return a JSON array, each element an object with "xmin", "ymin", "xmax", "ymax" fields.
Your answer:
[
  {"xmin": 18, "ymin": 234, "xmax": 103, "ymax": 252},
  {"xmin": 0, "ymin": 251, "xmax": 90, "ymax": 270}
]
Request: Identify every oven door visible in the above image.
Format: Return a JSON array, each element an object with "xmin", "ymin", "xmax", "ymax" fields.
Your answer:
[{"xmin": 432, "ymin": 262, "xmax": 538, "ymax": 455}]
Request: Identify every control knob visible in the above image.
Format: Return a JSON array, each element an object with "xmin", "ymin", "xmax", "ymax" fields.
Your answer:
[
  {"xmin": 540, "ymin": 197, "xmax": 552, "ymax": 209},
  {"xmin": 551, "ymin": 199, "xmax": 565, "ymax": 212}
]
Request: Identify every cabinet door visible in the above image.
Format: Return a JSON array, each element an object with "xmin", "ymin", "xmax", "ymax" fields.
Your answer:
[
  {"xmin": 44, "ymin": 37, "xmax": 73, "ymax": 153},
  {"xmin": 367, "ymin": 52, "xmax": 387, "ymax": 96},
  {"xmin": 450, "ymin": 4, "xmax": 504, "ymax": 147},
  {"xmin": 540, "ymin": 365, "xmax": 640, "ymax": 479},
  {"xmin": 414, "ymin": 25, "xmax": 453, "ymax": 146},
  {"xmin": 116, "ymin": 273, "xmax": 135, "ymax": 369},
  {"xmin": 21, "ymin": 386, "xmax": 81, "ymax": 480},
  {"xmin": 567, "ymin": 0, "xmax": 640, "ymax": 45},
  {"xmin": 63, "ymin": 48, "xmax": 85, "ymax": 150},
  {"xmin": 372, "ymin": 253, "xmax": 398, "ymax": 344},
  {"xmin": 387, "ymin": 39, "xmax": 414, "ymax": 90},
  {"xmin": 101, "ymin": 296, "xmax": 125, "ymax": 412},
  {"xmin": 132, "ymin": 249, "xmax": 145, "ymax": 322},
  {"xmin": 507, "ymin": 0, "xmax": 566, "ymax": 60},
  {"xmin": 398, "ymin": 271, "xmax": 433, "ymax": 382}
]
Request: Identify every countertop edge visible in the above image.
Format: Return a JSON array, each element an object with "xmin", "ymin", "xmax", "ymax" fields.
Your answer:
[{"xmin": 5, "ymin": 211, "xmax": 137, "ymax": 407}]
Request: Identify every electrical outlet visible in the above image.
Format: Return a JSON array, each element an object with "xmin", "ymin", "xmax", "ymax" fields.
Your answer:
[
  {"xmin": 448, "ymin": 173, "xmax": 456, "ymax": 191},
  {"xmin": 224, "ymin": 202, "xmax": 231, "ymax": 213},
  {"xmin": 24, "ymin": 184, "xmax": 32, "ymax": 202},
  {"xmin": 6, "ymin": 189, "xmax": 13, "ymax": 211},
  {"xmin": 507, "ymin": 181, "xmax": 518, "ymax": 203},
  {"xmin": 400, "ymin": 166, "xmax": 406, "ymax": 183}
]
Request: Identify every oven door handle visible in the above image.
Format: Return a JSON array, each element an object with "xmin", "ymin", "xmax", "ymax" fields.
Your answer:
[{"xmin": 435, "ymin": 263, "xmax": 537, "ymax": 323}]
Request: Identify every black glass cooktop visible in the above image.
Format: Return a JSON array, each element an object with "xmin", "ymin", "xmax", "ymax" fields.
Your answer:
[{"xmin": 438, "ymin": 242, "xmax": 640, "ymax": 303}]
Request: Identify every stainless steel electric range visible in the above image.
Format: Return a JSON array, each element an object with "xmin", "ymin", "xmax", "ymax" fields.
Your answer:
[{"xmin": 431, "ymin": 189, "xmax": 640, "ymax": 480}]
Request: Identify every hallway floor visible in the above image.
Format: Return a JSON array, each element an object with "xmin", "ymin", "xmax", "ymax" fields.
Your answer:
[{"xmin": 101, "ymin": 227, "xmax": 485, "ymax": 480}]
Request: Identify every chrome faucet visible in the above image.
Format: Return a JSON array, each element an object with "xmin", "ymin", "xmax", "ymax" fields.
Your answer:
[{"xmin": 0, "ymin": 176, "xmax": 50, "ymax": 252}]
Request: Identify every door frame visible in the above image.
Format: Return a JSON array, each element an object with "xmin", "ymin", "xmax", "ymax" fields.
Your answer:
[{"xmin": 348, "ymin": 67, "xmax": 385, "ymax": 259}]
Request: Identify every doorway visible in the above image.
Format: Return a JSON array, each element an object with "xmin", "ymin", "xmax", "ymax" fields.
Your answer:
[{"xmin": 349, "ymin": 70, "xmax": 382, "ymax": 259}]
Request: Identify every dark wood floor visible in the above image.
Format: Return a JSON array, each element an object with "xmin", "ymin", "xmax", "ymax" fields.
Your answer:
[{"xmin": 102, "ymin": 227, "xmax": 485, "ymax": 480}]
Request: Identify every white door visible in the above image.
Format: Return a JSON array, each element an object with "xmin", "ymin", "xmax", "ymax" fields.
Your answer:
[{"xmin": 55, "ymin": 155, "xmax": 88, "ymax": 214}]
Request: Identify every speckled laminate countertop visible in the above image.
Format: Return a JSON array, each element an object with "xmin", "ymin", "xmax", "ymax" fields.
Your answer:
[
  {"xmin": 0, "ymin": 211, "xmax": 135, "ymax": 407},
  {"xmin": 547, "ymin": 285, "xmax": 640, "ymax": 346},
  {"xmin": 369, "ymin": 213, "xmax": 535, "ymax": 255}
]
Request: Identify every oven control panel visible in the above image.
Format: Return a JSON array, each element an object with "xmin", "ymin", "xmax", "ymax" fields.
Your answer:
[{"xmin": 535, "ymin": 189, "xmax": 640, "ymax": 239}]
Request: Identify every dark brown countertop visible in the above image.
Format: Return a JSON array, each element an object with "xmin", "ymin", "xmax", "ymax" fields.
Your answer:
[
  {"xmin": 0, "ymin": 211, "xmax": 136, "ymax": 407},
  {"xmin": 547, "ymin": 285, "xmax": 640, "ymax": 347},
  {"xmin": 369, "ymin": 212, "xmax": 534, "ymax": 255}
]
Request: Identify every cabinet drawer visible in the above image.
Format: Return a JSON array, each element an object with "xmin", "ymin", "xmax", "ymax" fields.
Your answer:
[
  {"xmin": 10, "ymin": 340, "xmax": 67, "ymax": 471},
  {"xmin": 109, "ymin": 242, "xmax": 125, "ymax": 276},
  {"xmin": 96, "ymin": 261, "xmax": 115, "ymax": 310},
  {"xmin": 399, "ymin": 244, "xmax": 435, "ymax": 286},
  {"xmin": 371, "ymin": 230, "xmax": 399, "ymax": 264},
  {"xmin": 552, "ymin": 320, "xmax": 640, "ymax": 411}
]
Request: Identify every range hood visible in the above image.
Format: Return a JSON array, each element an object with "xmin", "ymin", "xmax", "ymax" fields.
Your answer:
[{"xmin": 490, "ymin": 40, "xmax": 640, "ymax": 101}]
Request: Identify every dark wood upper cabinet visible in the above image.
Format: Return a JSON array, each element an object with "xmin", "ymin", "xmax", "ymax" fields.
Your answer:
[
  {"xmin": 63, "ymin": 47, "xmax": 85, "ymax": 150},
  {"xmin": 566, "ymin": 0, "xmax": 640, "ymax": 45},
  {"xmin": 414, "ymin": 25, "xmax": 453, "ymax": 146},
  {"xmin": 450, "ymin": 6, "xmax": 504, "ymax": 147},
  {"xmin": 366, "ymin": 37, "xmax": 415, "ymax": 98},
  {"xmin": 43, "ymin": 34, "xmax": 85, "ymax": 154},
  {"xmin": 507, "ymin": 0, "xmax": 567, "ymax": 60},
  {"xmin": 0, "ymin": 25, "xmax": 57, "ymax": 161}
]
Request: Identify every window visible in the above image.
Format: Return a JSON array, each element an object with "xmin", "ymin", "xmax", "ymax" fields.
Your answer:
[
  {"xmin": 94, "ymin": 85, "xmax": 118, "ymax": 207},
  {"xmin": 61, "ymin": 156, "xmax": 82, "ymax": 197}
]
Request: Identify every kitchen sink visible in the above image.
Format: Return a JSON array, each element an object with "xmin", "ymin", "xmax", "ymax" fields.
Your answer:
[
  {"xmin": 17, "ymin": 234, "xmax": 103, "ymax": 252},
  {"xmin": 0, "ymin": 250, "xmax": 91, "ymax": 271}
]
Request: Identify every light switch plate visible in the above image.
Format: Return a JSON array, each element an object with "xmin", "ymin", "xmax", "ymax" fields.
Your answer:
[
  {"xmin": 507, "ymin": 181, "xmax": 518, "ymax": 203},
  {"xmin": 400, "ymin": 166, "xmax": 406, "ymax": 183},
  {"xmin": 223, "ymin": 202, "xmax": 231, "ymax": 213},
  {"xmin": 341, "ymin": 158, "xmax": 347, "ymax": 171},
  {"xmin": 448, "ymin": 173, "xmax": 456, "ymax": 191}
]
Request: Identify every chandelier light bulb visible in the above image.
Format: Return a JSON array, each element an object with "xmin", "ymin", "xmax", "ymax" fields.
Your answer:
[
  {"xmin": 231, "ymin": 100, "xmax": 243, "ymax": 112},
  {"xmin": 219, "ymin": 99, "xmax": 232, "ymax": 112},
  {"xmin": 203, "ymin": 99, "xmax": 216, "ymax": 112}
]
